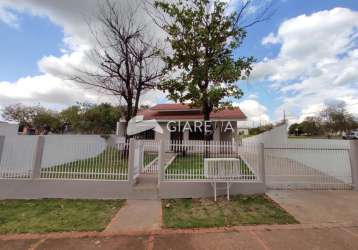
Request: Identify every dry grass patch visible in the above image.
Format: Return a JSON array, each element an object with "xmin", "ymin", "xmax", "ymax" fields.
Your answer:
[
  {"xmin": 163, "ymin": 195, "xmax": 298, "ymax": 228},
  {"xmin": 0, "ymin": 199, "xmax": 124, "ymax": 234}
]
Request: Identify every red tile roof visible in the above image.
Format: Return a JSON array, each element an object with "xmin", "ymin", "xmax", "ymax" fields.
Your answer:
[
  {"xmin": 138, "ymin": 104, "xmax": 246, "ymax": 121},
  {"xmin": 151, "ymin": 103, "xmax": 199, "ymax": 111}
]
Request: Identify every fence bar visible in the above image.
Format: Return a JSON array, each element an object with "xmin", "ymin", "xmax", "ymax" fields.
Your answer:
[
  {"xmin": 0, "ymin": 136, "xmax": 4, "ymax": 164},
  {"xmin": 349, "ymin": 141, "xmax": 358, "ymax": 191},
  {"xmin": 31, "ymin": 136, "xmax": 45, "ymax": 179},
  {"xmin": 259, "ymin": 143, "xmax": 266, "ymax": 188},
  {"xmin": 158, "ymin": 140, "xmax": 165, "ymax": 185},
  {"xmin": 128, "ymin": 138, "xmax": 136, "ymax": 185}
]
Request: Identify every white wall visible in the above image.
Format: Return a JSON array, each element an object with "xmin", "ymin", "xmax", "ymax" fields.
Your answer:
[
  {"xmin": 0, "ymin": 135, "xmax": 38, "ymax": 176},
  {"xmin": 243, "ymin": 123, "xmax": 288, "ymax": 146},
  {"xmin": 0, "ymin": 135, "xmax": 107, "ymax": 175},
  {"xmin": 41, "ymin": 135, "xmax": 107, "ymax": 168},
  {"xmin": 242, "ymin": 124, "xmax": 352, "ymax": 184},
  {"xmin": 0, "ymin": 123, "xmax": 19, "ymax": 136},
  {"xmin": 284, "ymin": 139, "xmax": 351, "ymax": 183}
]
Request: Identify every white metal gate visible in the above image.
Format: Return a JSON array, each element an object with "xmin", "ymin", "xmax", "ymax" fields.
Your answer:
[
  {"xmin": 138, "ymin": 140, "xmax": 159, "ymax": 175},
  {"xmin": 265, "ymin": 142, "xmax": 353, "ymax": 190}
]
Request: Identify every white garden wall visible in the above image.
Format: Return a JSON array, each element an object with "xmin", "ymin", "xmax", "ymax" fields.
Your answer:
[
  {"xmin": 41, "ymin": 135, "xmax": 107, "ymax": 168},
  {"xmin": 0, "ymin": 135, "xmax": 107, "ymax": 175},
  {"xmin": 242, "ymin": 124, "xmax": 352, "ymax": 184},
  {"xmin": 242, "ymin": 123, "xmax": 288, "ymax": 146},
  {"xmin": 0, "ymin": 135, "xmax": 37, "ymax": 176},
  {"xmin": 0, "ymin": 123, "xmax": 19, "ymax": 136}
]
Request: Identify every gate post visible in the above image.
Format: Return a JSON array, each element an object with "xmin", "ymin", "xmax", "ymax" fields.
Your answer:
[
  {"xmin": 0, "ymin": 136, "xmax": 5, "ymax": 164},
  {"xmin": 349, "ymin": 141, "xmax": 358, "ymax": 191},
  {"xmin": 259, "ymin": 143, "xmax": 266, "ymax": 191},
  {"xmin": 127, "ymin": 138, "xmax": 136, "ymax": 185},
  {"xmin": 138, "ymin": 141, "xmax": 144, "ymax": 172},
  {"xmin": 31, "ymin": 136, "xmax": 45, "ymax": 179},
  {"xmin": 158, "ymin": 140, "xmax": 165, "ymax": 186}
]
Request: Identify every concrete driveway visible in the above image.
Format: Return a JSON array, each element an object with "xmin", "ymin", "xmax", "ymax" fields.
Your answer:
[{"xmin": 267, "ymin": 190, "xmax": 358, "ymax": 224}]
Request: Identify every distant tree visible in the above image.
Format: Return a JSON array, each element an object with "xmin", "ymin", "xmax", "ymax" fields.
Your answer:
[
  {"xmin": 71, "ymin": 0, "xmax": 163, "ymax": 134},
  {"xmin": 153, "ymin": 0, "xmax": 273, "ymax": 140},
  {"xmin": 249, "ymin": 124, "xmax": 274, "ymax": 136},
  {"xmin": 33, "ymin": 111, "xmax": 62, "ymax": 134},
  {"xmin": 82, "ymin": 103, "xmax": 121, "ymax": 134},
  {"xmin": 320, "ymin": 102, "xmax": 356, "ymax": 134},
  {"xmin": 2, "ymin": 103, "xmax": 46, "ymax": 127},
  {"xmin": 59, "ymin": 105, "xmax": 83, "ymax": 133},
  {"xmin": 60, "ymin": 103, "xmax": 120, "ymax": 134},
  {"xmin": 288, "ymin": 123, "xmax": 302, "ymax": 136},
  {"xmin": 300, "ymin": 116, "xmax": 324, "ymax": 136}
]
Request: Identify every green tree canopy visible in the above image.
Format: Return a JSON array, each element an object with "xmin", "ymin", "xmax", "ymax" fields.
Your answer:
[
  {"xmin": 154, "ymin": 0, "xmax": 271, "ymax": 123},
  {"xmin": 2, "ymin": 103, "xmax": 121, "ymax": 135}
]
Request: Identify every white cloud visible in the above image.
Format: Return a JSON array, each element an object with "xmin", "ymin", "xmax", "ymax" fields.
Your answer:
[
  {"xmin": 262, "ymin": 32, "xmax": 280, "ymax": 45},
  {"xmin": 247, "ymin": 93, "xmax": 258, "ymax": 99},
  {"xmin": 235, "ymin": 99, "xmax": 270, "ymax": 125},
  {"xmin": 252, "ymin": 8, "xmax": 358, "ymax": 122},
  {"xmin": 0, "ymin": 74, "xmax": 114, "ymax": 109},
  {"xmin": 0, "ymin": 5, "xmax": 20, "ymax": 28},
  {"xmin": 0, "ymin": 0, "xmax": 165, "ymax": 113}
]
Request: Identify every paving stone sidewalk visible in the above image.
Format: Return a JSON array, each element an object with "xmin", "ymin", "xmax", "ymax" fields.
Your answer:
[
  {"xmin": 1, "ymin": 225, "xmax": 358, "ymax": 250},
  {"xmin": 104, "ymin": 199, "xmax": 162, "ymax": 233}
]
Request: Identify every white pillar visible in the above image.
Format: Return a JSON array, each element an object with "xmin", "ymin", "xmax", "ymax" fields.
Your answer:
[
  {"xmin": 158, "ymin": 140, "xmax": 165, "ymax": 186},
  {"xmin": 349, "ymin": 141, "xmax": 358, "ymax": 191},
  {"xmin": 258, "ymin": 143, "xmax": 266, "ymax": 190},
  {"xmin": 31, "ymin": 136, "xmax": 45, "ymax": 179},
  {"xmin": 127, "ymin": 138, "xmax": 136, "ymax": 184}
]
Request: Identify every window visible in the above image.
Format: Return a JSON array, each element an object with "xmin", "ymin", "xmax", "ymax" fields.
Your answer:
[
  {"xmin": 189, "ymin": 127, "xmax": 213, "ymax": 140},
  {"xmin": 135, "ymin": 129, "xmax": 155, "ymax": 140}
]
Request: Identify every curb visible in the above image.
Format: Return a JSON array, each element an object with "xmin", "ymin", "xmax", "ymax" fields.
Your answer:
[{"xmin": 0, "ymin": 222, "xmax": 357, "ymax": 241}]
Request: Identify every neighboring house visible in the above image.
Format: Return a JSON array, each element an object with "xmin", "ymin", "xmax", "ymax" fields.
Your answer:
[
  {"xmin": 0, "ymin": 122, "xmax": 19, "ymax": 136},
  {"xmin": 117, "ymin": 103, "xmax": 247, "ymax": 141}
]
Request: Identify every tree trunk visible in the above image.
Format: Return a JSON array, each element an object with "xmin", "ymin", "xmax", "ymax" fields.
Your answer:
[{"xmin": 202, "ymin": 101, "xmax": 212, "ymax": 157}]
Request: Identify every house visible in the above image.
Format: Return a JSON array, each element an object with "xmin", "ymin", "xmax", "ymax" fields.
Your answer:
[{"xmin": 117, "ymin": 103, "xmax": 247, "ymax": 141}]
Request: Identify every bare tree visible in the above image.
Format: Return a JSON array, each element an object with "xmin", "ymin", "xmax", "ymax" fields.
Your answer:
[{"xmin": 71, "ymin": 0, "xmax": 164, "ymax": 132}]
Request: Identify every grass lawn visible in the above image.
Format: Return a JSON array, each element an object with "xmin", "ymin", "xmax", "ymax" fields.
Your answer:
[
  {"xmin": 165, "ymin": 154, "xmax": 253, "ymax": 179},
  {"xmin": 41, "ymin": 148, "xmax": 157, "ymax": 180},
  {"xmin": 0, "ymin": 199, "xmax": 124, "ymax": 234},
  {"xmin": 162, "ymin": 195, "xmax": 298, "ymax": 228}
]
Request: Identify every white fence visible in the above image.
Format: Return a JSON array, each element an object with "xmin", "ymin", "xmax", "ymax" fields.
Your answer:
[
  {"xmin": 0, "ymin": 134, "xmax": 355, "ymax": 190},
  {"xmin": 0, "ymin": 136, "xmax": 37, "ymax": 178},
  {"xmin": 164, "ymin": 141, "xmax": 260, "ymax": 182},
  {"xmin": 265, "ymin": 141, "xmax": 352, "ymax": 189},
  {"xmin": 41, "ymin": 140, "xmax": 129, "ymax": 180},
  {"xmin": 41, "ymin": 135, "xmax": 107, "ymax": 168},
  {"xmin": 0, "ymin": 135, "xmax": 129, "ymax": 181},
  {"xmin": 140, "ymin": 140, "xmax": 159, "ymax": 174}
]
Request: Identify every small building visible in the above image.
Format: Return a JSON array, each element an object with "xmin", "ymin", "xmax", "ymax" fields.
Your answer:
[
  {"xmin": 0, "ymin": 122, "xmax": 19, "ymax": 136},
  {"xmin": 117, "ymin": 104, "xmax": 247, "ymax": 141}
]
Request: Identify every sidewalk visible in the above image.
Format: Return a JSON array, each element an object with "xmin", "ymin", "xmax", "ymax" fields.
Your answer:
[
  {"xmin": 2, "ymin": 191, "xmax": 358, "ymax": 249},
  {"xmin": 1, "ymin": 224, "xmax": 358, "ymax": 250},
  {"xmin": 104, "ymin": 199, "xmax": 162, "ymax": 233}
]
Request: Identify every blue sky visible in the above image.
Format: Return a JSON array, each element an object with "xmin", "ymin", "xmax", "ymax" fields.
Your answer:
[{"xmin": 0, "ymin": 0, "xmax": 357, "ymax": 125}]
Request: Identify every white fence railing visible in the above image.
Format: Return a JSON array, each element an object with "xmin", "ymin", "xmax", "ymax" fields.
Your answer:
[
  {"xmin": 41, "ymin": 140, "xmax": 129, "ymax": 180},
  {"xmin": 0, "ymin": 136, "xmax": 37, "ymax": 179},
  {"xmin": 265, "ymin": 142, "xmax": 352, "ymax": 190},
  {"xmin": 164, "ymin": 141, "xmax": 260, "ymax": 182},
  {"xmin": 0, "ymin": 135, "xmax": 354, "ymax": 190},
  {"xmin": 140, "ymin": 140, "xmax": 159, "ymax": 174}
]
